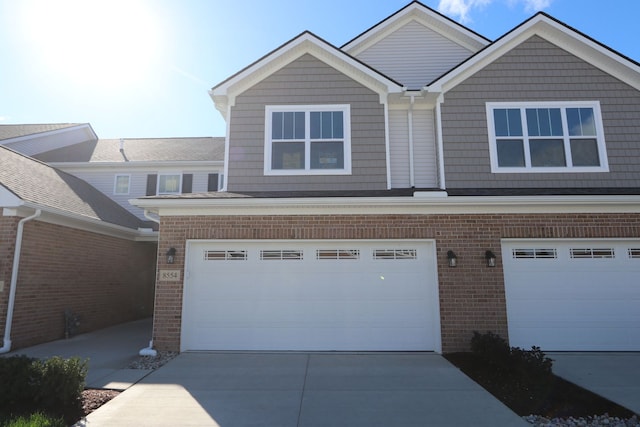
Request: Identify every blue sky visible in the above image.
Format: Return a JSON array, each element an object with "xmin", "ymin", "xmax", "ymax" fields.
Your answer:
[{"xmin": 0, "ymin": 0, "xmax": 638, "ymax": 139}]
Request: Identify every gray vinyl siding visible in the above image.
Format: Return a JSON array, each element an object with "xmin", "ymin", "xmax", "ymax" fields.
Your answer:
[
  {"xmin": 227, "ymin": 54, "xmax": 387, "ymax": 192},
  {"xmin": 67, "ymin": 169, "xmax": 218, "ymax": 220},
  {"xmin": 441, "ymin": 36, "xmax": 640, "ymax": 189},
  {"xmin": 354, "ymin": 20, "xmax": 474, "ymax": 89}
]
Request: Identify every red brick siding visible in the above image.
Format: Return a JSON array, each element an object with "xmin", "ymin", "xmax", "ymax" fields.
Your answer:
[
  {"xmin": 152, "ymin": 213, "xmax": 640, "ymax": 353},
  {"xmin": 0, "ymin": 219, "xmax": 157, "ymax": 350}
]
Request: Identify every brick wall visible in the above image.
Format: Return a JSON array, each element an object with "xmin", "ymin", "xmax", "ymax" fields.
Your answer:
[
  {"xmin": 0, "ymin": 218, "xmax": 157, "ymax": 350},
  {"xmin": 152, "ymin": 213, "xmax": 640, "ymax": 353}
]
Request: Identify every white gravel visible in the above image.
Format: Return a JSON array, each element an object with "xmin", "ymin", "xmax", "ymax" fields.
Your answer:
[
  {"xmin": 128, "ymin": 351, "xmax": 178, "ymax": 370},
  {"xmin": 524, "ymin": 414, "xmax": 639, "ymax": 427}
]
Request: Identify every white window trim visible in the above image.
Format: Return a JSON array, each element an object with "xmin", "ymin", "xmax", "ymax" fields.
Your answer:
[
  {"xmin": 486, "ymin": 101, "xmax": 609, "ymax": 173},
  {"xmin": 157, "ymin": 172, "xmax": 182, "ymax": 195},
  {"xmin": 113, "ymin": 174, "xmax": 131, "ymax": 195},
  {"xmin": 264, "ymin": 104, "xmax": 352, "ymax": 176}
]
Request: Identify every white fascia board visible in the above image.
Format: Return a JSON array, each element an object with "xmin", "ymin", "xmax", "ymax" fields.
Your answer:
[
  {"xmin": 210, "ymin": 32, "xmax": 404, "ymax": 109},
  {"xmin": 427, "ymin": 15, "xmax": 640, "ymax": 93},
  {"xmin": 131, "ymin": 194, "xmax": 640, "ymax": 217},
  {"xmin": 18, "ymin": 202, "xmax": 157, "ymax": 241},
  {"xmin": 343, "ymin": 3, "xmax": 488, "ymax": 56}
]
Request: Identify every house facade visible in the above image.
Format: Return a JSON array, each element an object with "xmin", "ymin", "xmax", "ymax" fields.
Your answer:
[{"xmin": 134, "ymin": 2, "xmax": 640, "ymax": 354}]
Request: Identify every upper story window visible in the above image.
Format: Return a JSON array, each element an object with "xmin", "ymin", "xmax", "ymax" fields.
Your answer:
[
  {"xmin": 264, "ymin": 105, "xmax": 351, "ymax": 175},
  {"xmin": 486, "ymin": 101, "xmax": 608, "ymax": 173},
  {"xmin": 157, "ymin": 173, "xmax": 182, "ymax": 194},
  {"xmin": 113, "ymin": 174, "xmax": 130, "ymax": 195}
]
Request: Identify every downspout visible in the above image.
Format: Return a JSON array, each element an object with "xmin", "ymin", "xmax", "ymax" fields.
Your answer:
[
  {"xmin": 139, "ymin": 209, "xmax": 159, "ymax": 357},
  {"xmin": 408, "ymin": 95, "xmax": 416, "ymax": 188},
  {"xmin": 435, "ymin": 93, "xmax": 447, "ymax": 190},
  {"xmin": 0, "ymin": 209, "xmax": 42, "ymax": 354},
  {"xmin": 383, "ymin": 98, "xmax": 392, "ymax": 190}
]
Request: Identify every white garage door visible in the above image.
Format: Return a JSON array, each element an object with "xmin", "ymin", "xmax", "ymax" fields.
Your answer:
[
  {"xmin": 181, "ymin": 240, "xmax": 440, "ymax": 351},
  {"xmin": 502, "ymin": 239, "xmax": 640, "ymax": 351}
]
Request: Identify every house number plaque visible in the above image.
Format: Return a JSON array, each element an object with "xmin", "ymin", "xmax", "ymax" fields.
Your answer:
[{"xmin": 159, "ymin": 270, "xmax": 181, "ymax": 282}]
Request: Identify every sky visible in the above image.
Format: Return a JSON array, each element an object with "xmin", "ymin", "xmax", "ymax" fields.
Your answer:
[{"xmin": 0, "ymin": 0, "xmax": 638, "ymax": 139}]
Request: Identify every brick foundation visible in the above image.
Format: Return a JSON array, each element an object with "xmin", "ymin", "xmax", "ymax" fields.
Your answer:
[{"xmin": 152, "ymin": 213, "xmax": 640, "ymax": 353}]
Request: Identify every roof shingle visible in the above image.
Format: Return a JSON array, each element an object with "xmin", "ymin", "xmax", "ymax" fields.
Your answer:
[
  {"xmin": 0, "ymin": 146, "xmax": 146, "ymax": 229},
  {"xmin": 34, "ymin": 137, "xmax": 225, "ymax": 163}
]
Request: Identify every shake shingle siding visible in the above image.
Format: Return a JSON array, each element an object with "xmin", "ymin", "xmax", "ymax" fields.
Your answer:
[
  {"xmin": 441, "ymin": 36, "xmax": 640, "ymax": 189},
  {"xmin": 227, "ymin": 54, "xmax": 387, "ymax": 192}
]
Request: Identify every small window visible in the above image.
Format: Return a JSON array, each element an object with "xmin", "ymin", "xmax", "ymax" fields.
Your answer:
[
  {"xmin": 260, "ymin": 249, "xmax": 303, "ymax": 261},
  {"xmin": 158, "ymin": 174, "xmax": 182, "ymax": 195},
  {"xmin": 373, "ymin": 249, "xmax": 417, "ymax": 260},
  {"xmin": 628, "ymin": 249, "xmax": 640, "ymax": 259},
  {"xmin": 512, "ymin": 248, "xmax": 557, "ymax": 259},
  {"xmin": 204, "ymin": 250, "xmax": 247, "ymax": 261},
  {"xmin": 114, "ymin": 174, "xmax": 130, "ymax": 195},
  {"xmin": 570, "ymin": 248, "xmax": 614, "ymax": 259},
  {"xmin": 316, "ymin": 249, "xmax": 360, "ymax": 260},
  {"xmin": 265, "ymin": 105, "xmax": 351, "ymax": 175},
  {"xmin": 487, "ymin": 102, "xmax": 608, "ymax": 173}
]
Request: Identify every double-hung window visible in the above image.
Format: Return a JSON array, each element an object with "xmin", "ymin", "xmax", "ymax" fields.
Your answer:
[
  {"xmin": 265, "ymin": 105, "xmax": 351, "ymax": 175},
  {"xmin": 486, "ymin": 101, "xmax": 608, "ymax": 173},
  {"xmin": 157, "ymin": 173, "xmax": 182, "ymax": 194},
  {"xmin": 113, "ymin": 174, "xmax": 130, "ymax": 195}
]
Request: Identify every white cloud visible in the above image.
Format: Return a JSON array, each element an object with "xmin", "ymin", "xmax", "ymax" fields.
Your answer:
[
  {"xmin": 522, "ymin": 0, "xmax": 552, "ymax": 12},
  {"xmin": 438, "ymin": 0, "xmax": 552, "ymax": 22},
  {"xmin": 437, "ymin": 0, "xmax": 492, "ymax": 23}
]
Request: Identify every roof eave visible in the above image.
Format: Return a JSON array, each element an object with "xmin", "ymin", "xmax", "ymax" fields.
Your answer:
[
  {"xmin": 426, "ymin": 13, "xmax": 640, "ymax": 94},
  {"xmin": 210, "ymin": 31, "xmax": 405, "ymax": 111}
]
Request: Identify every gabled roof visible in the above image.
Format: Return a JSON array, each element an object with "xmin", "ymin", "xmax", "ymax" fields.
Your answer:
[
  {"xmin": 0, "ymin": 123, "xmax": 85, "ymax": 141},
  {"xmin": 34, "ymin": 137, "xmax": 225, "ymax": 163},
  {"xmin": 210, "ymin": 31, "xmax": 404, "ymax": 117},
  {"xmin": 342, "ymin": 1, "xmax": 489, "ymax": 56},
  {"xmin": 427, "ymin": 12, "xmax": 640, "ymax": 93},
  {"xmin": 0, "ymin": 146, "xmax": 145, "ymax": 230}
]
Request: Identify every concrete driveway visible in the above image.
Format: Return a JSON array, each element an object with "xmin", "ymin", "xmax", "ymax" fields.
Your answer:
[
  {"xmin": 550, "ymin": 352, "xmax": 640, "ymax": 415},
  {"xmin": 85, "ymin": 352, "xmax": 527, "ymax": 427}
]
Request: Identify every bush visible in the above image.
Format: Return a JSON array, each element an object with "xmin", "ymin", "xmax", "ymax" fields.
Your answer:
[
  {"xmin": 471, "ymin": 331, "xmax": 553, "ymax": 380},
  {"xmin": 2, "ymin": 412, "xmax": 66, "ymax": 427},
  {"xmin": 0, "ymin": 356, "xmax": 87, "ymax": 424}
]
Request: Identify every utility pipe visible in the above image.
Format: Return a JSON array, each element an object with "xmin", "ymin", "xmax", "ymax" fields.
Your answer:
[
  {"xmin": 408, "ymin": 95, "xmax": 416, "ymax": 188},
  {"xmin": 139, "ymin": 209, "xmax": 159, "ymax": 357},
  {"xmin": 0, "ymin": 209, "xmax": 41, "ymax": 354}
]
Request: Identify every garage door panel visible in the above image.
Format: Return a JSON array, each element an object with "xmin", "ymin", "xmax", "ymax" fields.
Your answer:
[
  {"xmin": 188, "ymin": 327, "xmax": 430, "ymax": 351},
  {"xmin": 182, "ymin": 240, "xmax": 439, "ymax": 351},
  {"xmin": 503, "ymin": 239, "xmax": 640, "ymax": 351},
  {"xmin": 194, "ymin": 299, "xmax": 431, "ymax": 325}
]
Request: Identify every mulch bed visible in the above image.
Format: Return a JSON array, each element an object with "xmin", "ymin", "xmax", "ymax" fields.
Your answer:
[{"xmin": 445, "ymin": 352, "xmax": 635, "ymax": 419}]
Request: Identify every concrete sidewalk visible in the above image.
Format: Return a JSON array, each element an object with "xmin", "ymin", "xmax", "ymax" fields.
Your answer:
[
  {"xmin": 7, "ymin": 318, "xmax": 153, "ymax": 390},
  {"xmin": 550, "ymin": 352, "xmax": 640, "ymax": 415},
  {"xmin": 85, "ymin": 352, "xmax": 528, "ymax": 427}
]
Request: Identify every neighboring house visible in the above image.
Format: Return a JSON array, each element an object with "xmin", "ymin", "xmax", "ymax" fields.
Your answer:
[
  {"xmin": 134, "ymin": 1, "xmax": 640, "ymax": 354},
  {"xmin": 0, "ymin": 126, "xmax": 225, "ymax": 221},
  {"xmin": 0, "ymin": 146, "xmax": 157, "ymax": 351}
]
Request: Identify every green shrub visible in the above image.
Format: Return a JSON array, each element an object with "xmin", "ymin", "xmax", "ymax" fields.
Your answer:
[
  {"xmin": 0, "ymin": 356, "xmax": 39, "ymax": 418},
  {"xmin": 0, "ymin": 355, "xmax": 87, "ymax": 424},
  {"xmin": 2, "ymin": 412, "xmax": 66, "ymax": 427}
]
